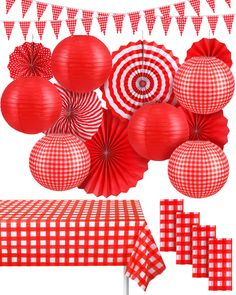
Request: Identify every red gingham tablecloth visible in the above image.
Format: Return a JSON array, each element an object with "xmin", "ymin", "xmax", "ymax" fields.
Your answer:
[{"xmin": 0, "ymin": 200, "xmax": 165, "ymax": 290}]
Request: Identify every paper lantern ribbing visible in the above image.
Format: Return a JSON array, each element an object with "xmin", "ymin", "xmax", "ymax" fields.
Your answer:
[
  {"xmin": 173, "ymin": 57, "xmax": 235, "ymax": 114},
  {"xmin": 168, "ymin": 141, "xmax": 229, "ymax": 198},
  {"xmin": 128, "ymin": 104, "xmax": 189, "ymax": 161},
  {"xmin": 1, "ymin": 77, "xmax": 62, "ymax": 134},
  {"xmin": 29, "ymin": 135, "xmax": 91, "ymax": 191},
  {"xmin": 51, "ymin": 35, "xmax": 112, "ymax": 93}
]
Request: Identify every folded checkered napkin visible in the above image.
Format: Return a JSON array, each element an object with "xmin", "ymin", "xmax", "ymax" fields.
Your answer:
[
  {"xmin": 192, "ymin": 225, "xmax": 216, "ymax": 277},
  {"xmin": 176, "ymin": 212, "xmax": 200, "ymax": 264},
  {"xmin": 208, "ymin": 238, "xmax": 232, "ymax": 291},
  {"xmin": 160, "ymin": 199, "xmax": 184, "ymax": 251}
]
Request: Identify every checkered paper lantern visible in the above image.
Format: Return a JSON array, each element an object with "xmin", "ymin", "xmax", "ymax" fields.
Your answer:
[
  {"xmin": 173, "ymin": 57, "xmax": 235, "ymax": 114},
  {"xmin": 29, "ymin": 134, "xmax": 91, "ymax": 191},
  {"xmin": 168, "ymin": 141, "xmax": 229, "ymax": 198}
]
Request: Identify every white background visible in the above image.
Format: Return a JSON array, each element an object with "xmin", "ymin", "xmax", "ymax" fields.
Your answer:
[{"xmin": 0, "ymin": 0, "xmax": 235, "ymax": 294}]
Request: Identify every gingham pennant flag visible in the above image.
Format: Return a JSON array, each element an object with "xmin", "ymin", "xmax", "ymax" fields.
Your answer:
[
  {"xmin": 113, "ymin": 14, "xmax": 125, "ymax": 33},
  {"xmin": 36, "ymin": 2, "xmax": 48, "ymax": 20},
  {"xmin": 144, "ymin": 9, "xmax": 156, "ymax": 35},
  {"xmin": 67, "ymin": 8, "xmax": 78, "ymax": 19},
  {"xmin": 4, "ymin": 21, "xmax": 15, "ymax": 39},
  {"xmin": 129, "ymin": 12, "xmax": 140, "ymax": 33},
  {"xmin": 225, "ymin": 0, "xmax": 231, "ymax": 7},
  {"xmin": 206, "ymin": 0, "xmax": 215, "ymax": 12},
  {"xmin": 51, "ymin": 20, "xmax": 61, "ymax": 39},
  {"xmin": 176, "ymin": 16, "xmax": 187, "ymax": 35},
  {"xmin": 19, "ymin": 21, "xmax": 31, "ymax": 39},
  {"xmin": 66, "ymin": 19, "xmax": 77, "ymax": 35},
  {"xmin": 223, "ymin": 15, "xmax": 234, "ymax": 33},
  {"xmin": 207, "ymin": 15, "xmax": 219, "ymax": 35},
  {"xmin": 51, "ymin": 5, "xmax": 63, "ymax": 20},
  {"xmin": 192, "ymin": 16, "xmax": 203, "ymax": 35},
  {"xmin": 98, "ymin": 13, "xmax": 109, "ymax": 34},
  {"xmin": 174, "ymin": 2, "xmax": 186, "ymax": 16},
  {"xmin": 6, "ymin": 0, "xmax": 16, "ymax": 14},
  {"xmin": 82, "ymin": 11, "xmax": 93, "ymax": 34},
  {"xmin": 21, "ymin": 0, "xmax": 32, "ymax": 18},
  {"xmin": 159, "ymin": 5, "xmax": 170, "ymax": 17},
  {"xmin": 189, "ymin": 0, "xmax": 200, "ymax": 15},
  {"xmin": 161, "ymin": 16, "xmax": 172, "ymax": 35},
  {"xmin": 35, "ymin": 21, "xmax": 46, "ymax": 39}
]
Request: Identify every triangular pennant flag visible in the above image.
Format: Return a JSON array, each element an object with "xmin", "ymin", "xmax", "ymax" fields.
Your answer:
[
  {"xmin": 6, "ymin": 0, "xmax": 16, "ymax": 14},
  {"xmin": 51, "ymin": 5, "xmax": 63, "ymax": 20},
  {"xmin": 113, "ymin": 14, "xmax": 124, "ymax": 33},
  {"xmin": 4, "ymin": 22, "xmax": 15, "ymax": 39},
  {"xmin": 225, "ymin": 0, "xmax": 231, "ymax": 7},
  {"xmin": 192, "ymin": 16, "xmax": 203, "ymax": 35},
  {"xmin": 129, "ymin": 12, "xmax": 140, "ymax": 33},
  {"xmin": 144, "ymin": 9, "xmax": 156, "ymax": 35},
  {"xmin": 36, "ymin": 2, "xmax": 48, "ymax": 20},
  {"xmin": 35, "ymin": 21, "xmax": 46, "ymax": 39},
  {"xmin": 161, "ymin": 16, "xmax": 172, "ymax": 35},
  {"xmin": 174, "ymin": 2, "xmax": 185, "ymax": 16},
  {"xmin": 66, "ymin": 19, "xmax": 77, "ymax": 35},
  {"xmin": 98, "ymin": 13, "xmax": 109, "ymax": 34},
  {"xmin": 82, "ymin": 11, "xmax": 93, "ymax": 34},
  {"xmin": 176, "ymin": 16, "xmax": 187, "ymax": 36},
  {"xmin": 206, "ymin": 0, "xmax": 215, "ymax": 12},
  {"xmin": 67, "ymin": 8, "xmax": 78, "ymax": 19},
  {"xmin": 51, "ymin": 21, "xmax": 61, "ymax": 39},
  {"xmin": 22, "ymin": 0, "xmax": 32, "ymax": 18},
  {"xmin": 189, "ymin": 0, "xmax": 200, "ymax": 15},
  {"xmin": 223, "ymin": 15, "xmax": 234, "ymax": 33},
  {"xmin": 159, "ymin": 6, "xmax": 170, "ymax": 17},
  {"xmin": 19, "ymin": 21, "xmax": 31, "ymax": 39},
  {"xmin": 207, "ymin": 16, "xmax": 219, "ymax": 34}
]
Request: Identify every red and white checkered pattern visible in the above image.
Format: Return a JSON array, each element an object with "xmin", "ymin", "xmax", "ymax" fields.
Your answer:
[
  {"xmin": 113, "ymin": 14, "xmax": 124, "ymax": 33},
  {"xmin": 21, "ymin": 0, "xmax": 32, "ymax": 18},
  {"xmin": 4, "ymin": 22, "xmax": 15, "ymax": 39},
  {"xmin": 223, "ymin": 15, "xmax": 235, "ymax": 34},
  {"xmin": 82, "ymin": 11, "xmax": 93, "ymax": 34},
  {"xmin": 168, "ymin": 141, "xmax": 229, "ymax": 199},
  {"xmin": 160, "ymin": 199, "xmax": 184, "ymax": 251},
  {"xmin": 36, "ymin": 2, "xmax": 48, "ymax": 20},
  {"xmin": 189, "ymin": 0, "xmax": 200, "ymax": 15},
  {"xmin": 0, "ymin": 200, "xmax": 165, "ymax": 291},
  {"xmin": 173, "ymin": 56, "xmax": 235, "ymax": 114},
  {"xmin": 206, "ymin": 0, "xmax": 215, "ymax": 12},
  {"xmin": 51, "ymin": 4, "xmax": 63, "ymax": 20},
  {"xmin": 19, "ymin": 21, "xmax": 30, "ymax": 40},
  {"xmin": 51, "ymin": 21, "xmax": 61, "ymax": 39},
  {"xmin": 191, "ymin": 16, "xmax": 203, "ymax": 35},
  {"xmin": 176, "ymin": 16, "xmax": 187, "ymax": 36},
  {"xmin": 176, "ymin": 212, "xmax": 200, "ymax": 264},
  {"xmin": 98, "ymin": 13, "xmax": 109, "ymax": 34},
  {"xmin": 144, "ymin": 9, "xmax": 156, "ymax": 35},
  {"xmin": 225, "ymin": 0, "xmax": 231, "ymax": 7},
  {"xmin": 207, "ymin": 16, "xmax": 219, "ymax": 35},
  {"xmin": 159, "ymin": 6, "xmax": 170, "ymax": 17},
  {"xmin": 174, "ymin": 2, "xmax": 185, "ymax": 16},
  {"xmin": 128, "ymin": 12, "xmax": 140, "ymax": 33},
  {"xmin": 66, "ymin": 19, "xmax": 77, "ymax": 35},
  {"xmin": 161, "ymin": 16, "xmax": 172, "ymax": 35},
  {"xmin": 29, "ymin": 135, "xmax": 91, "ymax": 191},
  {"xmin": 192, "ymin": 225, "xmax": 216, "ymax": 277},
  {"xmin": 6, "ymin": 0, "xmax": 16, "ymax": 14},
  {"xmin": 35, "ymin": 21, "xmax": 46, "ymax": 40},
  {"xmin": 67, "ymin": 8, "xmax": 78, "ymax": 19},
  {"xmin": 208, "ymin": 238, "xmax": 232, "ymax": 291}
]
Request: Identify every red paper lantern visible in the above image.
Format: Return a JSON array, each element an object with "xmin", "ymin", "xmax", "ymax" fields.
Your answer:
[
  {"xmin": 173, "ymin": 57, "xmax": 235, "ymax": 114},
  {"xmin": 1, "ymin": 77, "xmax": 61, "ymax": 134},
  {"xmin": 168, "ymin": 141, "xmax": 229, "ymax": 198},
  {"xmin": 128, "ymin": 103, "xmax": 189, "ymax": 161},
  {"xmin": 51, "ymin": 35, "xmax": 112, "ymax": 93},
  {"xmin": 29, "ymin": 134, "xmax": 91, "ymax": 191}
]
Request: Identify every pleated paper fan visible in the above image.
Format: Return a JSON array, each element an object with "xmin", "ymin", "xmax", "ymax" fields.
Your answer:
[
  {"xmin": 186, "ymin": 38, "xmax": 232, "ymax": 68},
  {"xmin": 80, "ymin": 109, "xmax": 149, "ymax": 197},
  {"xmin": 101, "ymin": 40, "xmax": 180, "ymax": 120},
  {"xmin": 45, "ymin": 84, "xmax": 103, "ymax": 141}
]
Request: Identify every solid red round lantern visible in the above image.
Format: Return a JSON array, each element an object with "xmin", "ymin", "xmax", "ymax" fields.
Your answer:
[
  {"xmin": 29, "ymin": 134, "xmax": 91, "ymax": 191},
  {"xmin": 173, "ymin": 57, "xmax": 235, "ymax": 114},
  {"xmin": 128, "ymin": 103, "xmax": 189, "ymax": 161},
  {"xmin": 168, "ymin": 141, "xmax": 229, "ymax": 198},
  {"xmin": 51, "ymin": 35, "xmax": 112, "ymax": 93},
  {"xmin": 1, "ymin": 77, "xmax": 62, "ymax": 134}
]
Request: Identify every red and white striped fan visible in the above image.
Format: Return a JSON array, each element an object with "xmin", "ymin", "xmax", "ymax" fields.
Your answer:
[
  {"xmin": 101, "ymin": 40, "xmax": 180, "ymax": 120},
  {"xmin": 45, "ymin": 85, "xmax": 103, "ymax": 141}
]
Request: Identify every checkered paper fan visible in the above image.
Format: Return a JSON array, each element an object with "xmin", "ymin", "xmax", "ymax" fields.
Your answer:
[
  {"xmin": 45, "ymin": 85, "xmax": 103, "ymax": 141},
  {"xmin": 80, "ymin": 109, "xmax": 149, "ymax": 197},
  {"xmin": 102, "ymin": 40, "xmax": 180, "ymax": 120}
]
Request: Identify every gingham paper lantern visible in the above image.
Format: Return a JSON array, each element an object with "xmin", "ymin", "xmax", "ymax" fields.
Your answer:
[
  {"xmin": 173, "ymin": 57, "xmax": 235, "ymax": 114},
  {"xmin": 168, "ymin": 141, "xmax": 229, "ymax": 198},
  {"xmin": 29, "ymin": 134, "xmax": 90, "ymax": 191}
]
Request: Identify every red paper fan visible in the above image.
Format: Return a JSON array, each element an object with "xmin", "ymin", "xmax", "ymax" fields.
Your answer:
[
  {"xmin": 45, "ymin": 85, "xmax": 103, "ymax": 141},
  {"xmin": 181, "ymin": 107, "xmax": 229, "ymax": 149},
  {"xmin": 80, "ymin": 109, "xmax": 149, "ymax": 197},
  {"xmin": 186, "ymin": 38, "xmax": 232, "ymax": 68},
  {"xmin": 8, "ymin": 42, "xmax": 53, "ymax": 80}
]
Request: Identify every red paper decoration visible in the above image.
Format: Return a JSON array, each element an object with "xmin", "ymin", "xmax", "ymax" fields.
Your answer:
[
  {"xmin": 128, "ymin": 104, "xmax": 189, "ymax": 161},
  {"xmin": 29, "ymin": 134, "xmax": 91, "ymax": 191},
  {"xmin": 1, "ymin": 77, "xmax": 61, "ymax": 134},
  {"xmin": 168, "ymin": 141, "xmax": 229, "ymax": 198},
  {"xmin": 51, "ymin": 35, "xmax": 112, "ymax": 93},
  {"xmin": 174, "ymin": 57, "xmax": 235, "ymax": 114}
]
